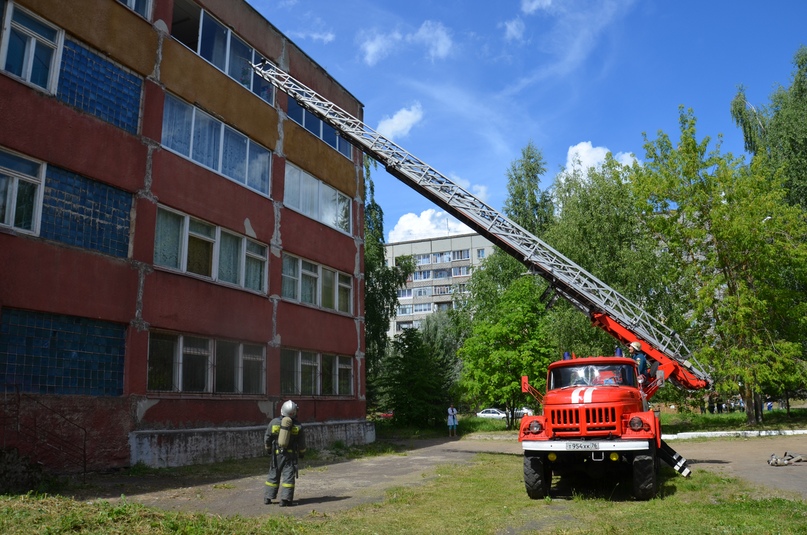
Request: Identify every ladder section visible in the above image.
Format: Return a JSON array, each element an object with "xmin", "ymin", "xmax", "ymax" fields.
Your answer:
[{"xmin": 252, "ymin": 61, "xmax": 711, "ymax": 385}]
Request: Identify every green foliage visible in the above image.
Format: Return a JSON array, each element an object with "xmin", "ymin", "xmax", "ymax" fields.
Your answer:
[
  {"xmin": 503, "ymin": 140, "xmax": 553, "ymax": 235},
  {"xmin": 544, "ymin": 154, "xmax": 682, "ymax": 357},
  {"xmin": 732, "ymin": 46, "xmax": 807, "ymax": 210},
  {"xmin": 363, "ymin": 157, "xmax": 415, "ymax": 405},
  {"xmin": 459, "ymin": 276, "xmax": 555, "ymax": 426},
  {"xmin": 635, "ymin": 107, "xmax": 807, "ymax": 422},
  {"xmin": 378, "ymin": 328, "xmax": 449, "ymax": 427}
]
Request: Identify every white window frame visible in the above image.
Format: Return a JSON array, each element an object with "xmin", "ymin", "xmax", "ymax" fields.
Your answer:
[
  {"xmin": 161, "ymin": 94, "xmax": 272, "ymax": 196},
  {"xmin": 281, "ymin": 252, "xmax": 353, "ymax": 314},
  {"xmin": 284, "ymin": 162, "xmax": 352, "ymax": 234},
  {"xmin": 147, "ymin": 332, "xmax": 266, "ymax": 394},
  {"xmin": 117, "ymin": 0, "xmax": 151, "ymax": 19},
  {"xmin": 0, "ymin": 2, "xmax": 64, "ymax": 94},
  {"xmin": 452, "ymin": 249, "xmax": 470, "ymax": 261},
  {"xmin": 0, "ymin": 146, "xmax": 45, "ymax": 234},
  {"xmin": 154, "ymin": 205, "xmax": 268, "ymax": 293},
  {"xmin": 280, "ymin": 349, "xmax": 353, "ymax": 397}
]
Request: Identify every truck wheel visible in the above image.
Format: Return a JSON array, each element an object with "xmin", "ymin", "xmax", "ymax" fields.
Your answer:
[
  {"xmin": 524, "ymin": 454, "xmax": 550, "ymax": 499},
  {"xmin": 632, "ymin": 450, "xmax": 658, "ymax": 500}
]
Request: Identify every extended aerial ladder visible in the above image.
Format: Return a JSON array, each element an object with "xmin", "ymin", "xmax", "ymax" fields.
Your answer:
[{"xmin": 251, "ymin": 61, "xmax": 712, "ymax": 395}]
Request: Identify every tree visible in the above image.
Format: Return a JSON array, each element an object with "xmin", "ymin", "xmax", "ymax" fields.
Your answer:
[
  {"xmin": 543, "ymin": 154, "xmax": 683, "ymax": 360},
  {"xmin": 363, "ymin": 157, "xmax": 414, "ymax": 406},
  {"xmin": 633, "ymin": 107, "xmax": 807, "ymax": 424},
  {"xmin": 377, "ymin": 327, "xmax": 448, "ymax": 427},
  {"xmin": 503, "ymin": 140, "xmax": 553, "ymax": 236},
  {"xmin": 731, "ymin": 46, "xmax": 807, "ymax": 210},
  {"xmin": 459, "ymin": 276, "xmax": 556, "ymax": 428}
]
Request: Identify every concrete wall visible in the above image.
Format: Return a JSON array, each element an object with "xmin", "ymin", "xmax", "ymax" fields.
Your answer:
[{"xmin": 130, "ymin": 419, "xmax": 375, "ymax": 468}]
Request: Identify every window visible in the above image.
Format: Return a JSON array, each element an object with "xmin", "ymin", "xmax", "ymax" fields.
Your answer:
[
  {"xmin": 413, "ymin": 270, "xmax": 431, "ymax": 281},
  {"xmin": 432, "ymin": 252, "xmax": 451, "ymax": 264},
  {"xmin": 414, "ymin": 287, "xmax": 432, "ymax": 298},
  {"xmin": 452, "ymin": 249, "xmax": 470, "ymax": 261},
  {"xmin": 154, "ymin": 206, "xmax": 267, "ymax": 292},
  {"xmin": 284, "ymin": 162, "xmax": 351, "ymax": 233},
  {"xmin": 170, "ymin": 0, "xmax": 274, "ymax": 104},
  {"xmin": 0, "ymin": 147, "xmax": 43, "ymax": 233},
  {"xmin": 287, "ymin": 98, "xmax": 352, "ymax": 159},
  {"xmin": 433, "ymin": 269, "xmax": 450, "ymax": 279},
  {"xmin": 162, "ymin": 94, "xmax": 271, "ymax": 195},
  {"xmin": 281, "ymin": 348, "xmax": 353, "ymax": 396},
  {"xmin": 434, "ymin": 285, "xmax": 451, "ymax": 295},
  {"xmin": 117, "ymin": 0, "xmax": 150, "ymax": 18},
  {"xmin": 1, "ymin": 2, "xmax": 64, "ymax": 93},
  {"xmin": 452, "ymin": 266, "xmax": 470, "ymax": 277},
  {"xmin": 148, "ymin": 332, "xmax": 265, "ymax": 394},
  {"xmin": 413, "ymin": 303, "xmax": 432, "ymax": 313},
  {"xmin": 281, "ymin": 253, "xmax": 352, "ymax": 313}
]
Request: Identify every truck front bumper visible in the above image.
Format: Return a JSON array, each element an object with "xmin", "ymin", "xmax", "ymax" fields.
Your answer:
[{"xmin": 522, "ymin": 439, "xmax": 650, "ymax": 452}]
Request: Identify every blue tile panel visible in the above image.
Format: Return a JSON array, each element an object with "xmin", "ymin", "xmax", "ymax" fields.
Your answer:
[
  {"xmin": 57, "ymin": 39, "xmax": 142, "ymax": 135},
  {"xmin": 40, "ymin": 166, "xmax": 133, "ymax": 257},
  {"xmin": 0, "ymin": 308, "xmax": 126, "ymax": 396}
]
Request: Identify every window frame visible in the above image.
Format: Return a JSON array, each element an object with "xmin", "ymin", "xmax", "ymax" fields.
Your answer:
[
  {"xmin": 154, "ymin": 205, "xmax": 268, "ymax": 293},
  {"xmin": 281, "ymin": 252, "xmax": 353, "ymax": 314},
  {"xmin": 147, "ymin": 331, "xmax": 266, "ymax": 394},
  {"xmin": 0, "ymin": 146, "xmax": 45, "ymax": 234},
  {"xmin": 0, "ymin": 1, "xmax": 65, "ymax": 94},
  {"xmin": 117, "ymin": 0, "xmax": 151, "ymax": 19},
  {"xmin": 161, "ymin": 93, "xmax": 272, "ymax": 196},
  {"xmin": 170, "ymin": 0, "xmax": 274, "ymax": 105},
  {"xmin": 280, "ymin": 348, "xmax": 354, "ymax": 397}
]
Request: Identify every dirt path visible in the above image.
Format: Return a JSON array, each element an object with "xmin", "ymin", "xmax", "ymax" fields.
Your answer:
[{"xmin": 71, "ymin": 433, "xmax": 807, "ymax": 518}]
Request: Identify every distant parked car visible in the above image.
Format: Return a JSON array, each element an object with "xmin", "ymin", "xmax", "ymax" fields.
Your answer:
[{"xmin": 476, "ymin": 408, "xmax": 507, "ymax": 420}]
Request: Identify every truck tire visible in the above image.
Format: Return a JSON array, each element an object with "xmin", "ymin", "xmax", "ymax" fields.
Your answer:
[
  {"xmin": 523, "ymin": 454, "xmax": 550, "ymax": 499},
  {"xmin": 632, "ymin": 450, "xmax": 658, "ymax": 500}
]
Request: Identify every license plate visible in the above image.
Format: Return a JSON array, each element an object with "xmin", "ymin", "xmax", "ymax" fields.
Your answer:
[{"xmin": 566, "ymin": 442, "xmax": 599, "ymax": 451}]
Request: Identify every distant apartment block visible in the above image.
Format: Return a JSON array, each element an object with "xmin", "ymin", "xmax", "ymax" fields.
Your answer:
[{"xmin": 385, "ymin": 234, "xmax": 495, "ymax": 335}]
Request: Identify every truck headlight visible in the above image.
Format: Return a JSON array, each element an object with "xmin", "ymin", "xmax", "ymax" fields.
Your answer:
[{"xmin": 629, "ymin": 417, "xmax": 644, "ymax": 431}]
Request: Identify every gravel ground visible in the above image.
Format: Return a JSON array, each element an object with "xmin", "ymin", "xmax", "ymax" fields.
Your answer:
[{"xmin": 69, "ymin": 432, "xmax": 807, "ymax": 519}]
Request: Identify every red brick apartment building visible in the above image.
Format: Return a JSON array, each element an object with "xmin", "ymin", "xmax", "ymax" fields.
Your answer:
[{"xmin": 0, "ymin": 0, "xmax": 370, "ymax": 472}]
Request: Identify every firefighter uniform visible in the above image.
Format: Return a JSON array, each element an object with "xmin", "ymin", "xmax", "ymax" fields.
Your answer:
[{"xmin": 264, "ymin": 414, "xmax": 306, "ymax": 506}]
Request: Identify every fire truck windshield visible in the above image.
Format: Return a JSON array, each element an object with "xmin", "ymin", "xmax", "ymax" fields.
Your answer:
[{"xmin": 549, "ymin": 364, "xmax": 637, "ymax": 389}]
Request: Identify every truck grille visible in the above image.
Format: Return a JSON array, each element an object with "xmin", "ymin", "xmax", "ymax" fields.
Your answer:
[{"xmin": 547, "ymin": 406, "xmax": 618, "ymax": 434}]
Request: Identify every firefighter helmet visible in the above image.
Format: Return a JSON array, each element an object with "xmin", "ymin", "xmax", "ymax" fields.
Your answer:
[{"xmin": 281, "ymin": 400, "xmax": 298, "ymax": 417}]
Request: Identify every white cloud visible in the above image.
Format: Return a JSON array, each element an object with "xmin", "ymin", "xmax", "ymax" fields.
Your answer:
[
  {"xmin": 565, "ymin": 141, "xmax": 635, "ymax": 171},
  {"xmin": 376, "ymin": 102, "xmax": 424, "ymax": 141},
  {"xmin": 521, "ymin": 0, "xmax": 552, "ymax": 14},
  {"xmin": 408, "ymin": 21, "xmax": 453, "ymax": 61},
  {"xmin": 289, "ymin": 30, "xmax": 335, "ymax": 44},
  {"xmin": 359, "ymin": 30, "xmax": 402, "ymax": 66},
  {"xmin": 388, "ymin": 209, "xmax": 473, "ymax": 242},
  {"xmin": 503, "ymin": 18, "xmax": 526, "ymax": 42},
  {"xmin": 451, "ymin": 174, "xmax": 490, "ymax": 204}
]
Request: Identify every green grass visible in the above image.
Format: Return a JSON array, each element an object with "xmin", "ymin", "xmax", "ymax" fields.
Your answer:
[
  {"xmin": 3, "ymin": 455, "xmax": 806, "ymax": 535},
  {"xmin": 2, "ymin": 410, "xmax": 806, "ymax": 534}
]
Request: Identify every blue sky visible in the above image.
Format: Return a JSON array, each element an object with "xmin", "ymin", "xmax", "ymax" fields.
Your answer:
[{"xmin": 247, "ymin": 0, "xmax": 807, "ymax": 243}]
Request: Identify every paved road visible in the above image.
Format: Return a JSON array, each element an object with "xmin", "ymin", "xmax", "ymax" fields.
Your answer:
[{"xmin": 73, "ymin": 433, "xmax": 806, "ymax": 518}]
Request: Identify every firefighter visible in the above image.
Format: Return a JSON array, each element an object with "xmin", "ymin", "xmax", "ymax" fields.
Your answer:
[
  {"xmin": 628, "ymin": 341, "xmax": 651, "ymax": 384},
  {"xmin": 264, "ymin": 400, "xmax": 306, "ymax": 506}
]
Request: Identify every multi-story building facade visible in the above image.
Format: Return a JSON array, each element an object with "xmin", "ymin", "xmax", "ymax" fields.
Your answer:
[
  {"xmin": 0, "ymin": 0, "xmax": 370, "ymax": 471},
  {"xmin": 385, "ymin": 234, "xmax": 494, "ymax": 335}
]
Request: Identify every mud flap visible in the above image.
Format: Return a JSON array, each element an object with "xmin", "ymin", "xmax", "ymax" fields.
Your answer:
[{"xmin": 659, "ymin": 440, "xmax": 691, "ymax": 477}]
